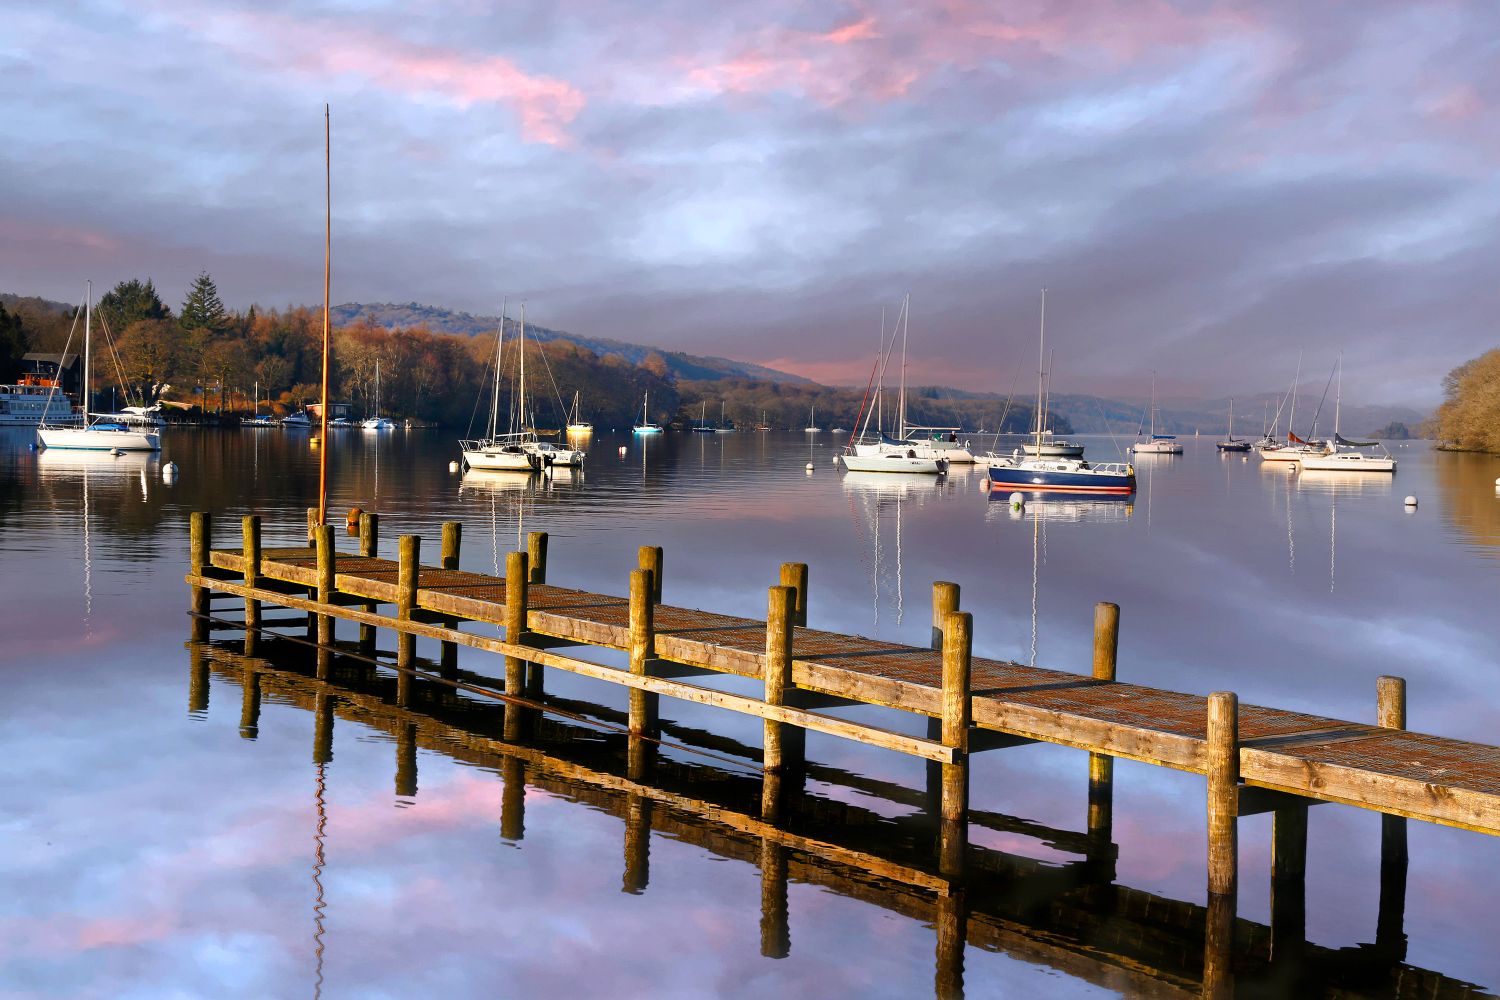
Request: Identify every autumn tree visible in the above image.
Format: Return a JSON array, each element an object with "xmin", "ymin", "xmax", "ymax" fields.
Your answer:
[
  {"xmin": 114, "ymin": 318, "xmax": 182, "ymax": 404},
  {"xmin": 1432, "ymin": 350, "xmax": 1500, "ymax": 453},
  {"xmin": 0, "ymin": 303, "xmax": 27, "ymax": 381}
]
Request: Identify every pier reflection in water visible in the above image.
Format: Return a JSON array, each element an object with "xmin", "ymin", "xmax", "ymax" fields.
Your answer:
[{"xmin": 185, "ymin": 627, "xmax": 1481, "ymax": 1000}]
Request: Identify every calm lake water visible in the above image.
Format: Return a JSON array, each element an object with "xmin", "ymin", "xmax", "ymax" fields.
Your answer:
[{"xmin": 3, "ymin": 426, "xmax": 1499, "ymax": 998}]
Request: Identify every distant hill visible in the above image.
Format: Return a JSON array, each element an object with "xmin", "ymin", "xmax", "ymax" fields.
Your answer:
[
  {"xmin": 331, "ymin": 301, "xmax": 811, "ymax": 386},
  {"xmin": 1047, "ymin": 392, "xmax": 1429, "ymax": 439}
]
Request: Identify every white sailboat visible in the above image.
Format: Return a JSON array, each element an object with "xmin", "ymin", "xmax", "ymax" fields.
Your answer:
[
  {"xmin": 851, "ymin": 297, "xmax": 974, "ymax": 463},
  {"xmin": 1260, "ymin": 356, "xmax": 1330, "ymax": 461},
  {"xmin": 513, "ymin": 308, "xmax": 584, "ymax": 467},
  {"xmin": 841, "ymin": 302, "xmax": 946, "ymax": 474},
  {"xmin": 37, "ymin": 282, "xmax": 161, "ymax": 452},
  {"xmin": 804, "ymin": 405, "xmax": 820, "ymax": 433},
  {"xmin": 632, "ymin": 390, "xmax": 663, "ymax": 434},
  {"xmin": 565, "ymin": 391, "xmax": 593, "ymax": 435},
  {"xmin": 1297, "ymin": 358, "xmax": 1396, "ymax": 473},
  {"xmin": 461, "ymin": 305, "xmax": 541, "ymax": 472},
  {"xmin": 361, "ymin": 360, "xmax": 396, "ymax": 430},
  {"xmin": 1131, "ymin": 373, "xmax": 1182, "ymax": 454}
]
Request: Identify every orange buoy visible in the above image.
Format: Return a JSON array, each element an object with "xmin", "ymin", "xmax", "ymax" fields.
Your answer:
[{"xmin": 346, "ymin": 506, "xmax": 363, "ymax": 534}]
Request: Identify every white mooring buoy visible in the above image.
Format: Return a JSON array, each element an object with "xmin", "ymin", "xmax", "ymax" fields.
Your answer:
[
  {"xmin": 162, "ymin": 461, "xmax": 179, "ymax": 482},
  {"xmin": 1009, "ymin": 491, "xmax": 1024, "ymax": 508},
  {"xmin": 1404, "ymin": 495, "xmax": 1418, "ymax": 508},
  {"xmin": 448, "ymin": 460, "xmax": 459, "ymax": 473}
]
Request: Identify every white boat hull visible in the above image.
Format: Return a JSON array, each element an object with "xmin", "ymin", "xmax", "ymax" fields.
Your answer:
[
  {"xmin": 1260, "ymin": 446, "xmax": 1327, "ymax": 462},
  {"xmin": 840, "ymin": 453, "xmax": 947, "ymax": 474},
  {"xmin": 463, "ymin": 448, "xmax": 536, "ymax": 472},
  {"xmin": 1297, "ymin": 453, "xmax": 1396, "ymax": 473},
  {"xmin": 1132, "ymin": 440, "xmax": 1183, "ymax": 455},
  {"xmin": 37, "ymin": 426, "xmax": 161, "ymax": 451}
]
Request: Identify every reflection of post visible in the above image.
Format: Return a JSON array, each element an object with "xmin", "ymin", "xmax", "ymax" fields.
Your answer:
[
  {"xmin": 188, "ymin": 641, "xmax": 210, "ymax": 714},
  {"xmin": 623, "ymin": 739, "xmax": 654, "ymax": 894},
  {"xmin": 500, "ymin": 757, "xmax": 525, "ymax": 841},
  {"xmin": 306, "ymin": 508, "xmax": 320, "ymax": 640},
  {"xmin": 1088, "ymin": 602, "xmax": 1118, "ymax": 878},
  {"xmin": 759, "ymin": 837, "xmax": 790, "ymax": 958},
  {"xmin": 189, "ymin": 511, "xmax": 210, "ymax": 641},
  {"xmin": 396, "ymin": 535, "xmax": 420, "ymax": 707},
  {"xmin": 1376, "ymin": 675, "xmax": 1409, "ymax": 960},
  {"xmin": 395, "ymin": 722, "xmax": 417, "ymax": 798},
  {"xmin": 939, "ymin": 611, "xmax": 972, "ymax": 877},
  {"xmin": 439, "ymin": 522, "xmax": 462, "ymax": 675},
  {"xmin": 934, "ymin": 888, "xmax": 967, "ymax": 1000},
  {"xmin": 1202, "ymin": 889, "xmax": 1235, "ymax": 1000},
  {"xmin": 242, "ymin": 515, "xmax": 261, "ymax": 652},
  {"xmin": 1269, "ymin": 804, "xmax": 1307, "ymax": 962},
  {"xmin": 358, "ymin": 513, "xmax": 378, "ymax": 654},
  {"xmin": 239, "ymin": 666, "xmax": 261, "ymax": 739},
  {"xmin": 504, "ymin": 551, "xmax": 529, "ymax": 740},
  {"xmin": 313, "ymin": 692, "xmax": 334, "ymax": 765}
]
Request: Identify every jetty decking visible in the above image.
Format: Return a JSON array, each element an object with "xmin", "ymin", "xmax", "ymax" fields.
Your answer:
[{"xmin": 184, "ymin": 509, "xmax": 1500, "ymax": 997}]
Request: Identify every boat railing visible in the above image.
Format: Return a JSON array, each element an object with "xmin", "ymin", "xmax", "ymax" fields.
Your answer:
[{"xmin": 1088, "ymin": 462, "xmax": 1133, "ymax": 475}]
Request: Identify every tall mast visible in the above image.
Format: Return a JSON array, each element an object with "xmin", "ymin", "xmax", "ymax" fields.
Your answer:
[
  {"xmin": 1035, "ymin": 289, "xmax": 1046, "ymax": 454},
  {"xmin": 83, "ymin": 280, "xmax": 91, "ymax": 421},
  {"xmin": 1333, "ymin": 355, "xmax": 1342, "ymax": 445},
  {"xmin": 1287, "ymin": 351, "xmax": 1303, "ymax": 441},
  {"xmin": 518, "ymin": 303, "xmax": 527, "ymax": 433},
  {"xmin": 876, "ymin": 307, "xmax": 885, "ymax": 436},
  {"xmin": 898, "ymin": 295, "xmax": 909, "ymax": 438},
  {"xmin": 317, "ymin": 103, "xmax": 331, "ymax": 527},
  {"xmin": 490, "ymin": 301, "xmax": 506, "ymax": 440}
]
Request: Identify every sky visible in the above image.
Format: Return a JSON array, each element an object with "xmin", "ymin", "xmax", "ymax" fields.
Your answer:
[{"xmin": 2, "ymin": 0, "xmax": 1497, "ymax": 406}]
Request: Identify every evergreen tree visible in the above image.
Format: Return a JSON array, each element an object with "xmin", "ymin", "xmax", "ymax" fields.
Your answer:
[
  {"xmin": 0, "ymin": 303, "xmax": 27, "ymax": 381},
  {"xmin": 97, "ymin": 278, "xmax": 169, "ymax": 336},
  {"xmin": 179, "ymin": 271, "xmax": 228, "ymax": 334}
]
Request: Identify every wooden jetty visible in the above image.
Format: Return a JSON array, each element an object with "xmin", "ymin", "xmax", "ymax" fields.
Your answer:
[
  {"xmin": 185, "ymin": 510, "xmax": 1500, "ymax": 996},
  {"xmin": 188, "ymin": 636, "xmax": 1491, "ymax": 999}
]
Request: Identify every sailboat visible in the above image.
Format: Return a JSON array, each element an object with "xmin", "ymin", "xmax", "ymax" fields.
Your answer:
[
  {"xmin": 714, "ymin": 401, "xmax": 735, "ymax": 433},
  {"xmin": 841, "ymin": 305, "xmax": 947, "ymax": 475},
  {"xmin": 37, "ymin": 282, "xmax": 161, "ymax": 452},
  {"xmin": 1260, "ymin": 357, "xmax": 1330, "ymax": 461},
  {"xmin": 461, "ymin": 306, "xmax": 542, "ymax": 472},
  {"xmin": 1132, "ymin": 373, "xmax": 1182, "ymax": 454},
  {"xmin": 693, "ymin": 401, "xmax": 715, "ymax": 433},
  {"xmin": 851, "ymin": 298, "xmax": 974, "ymax": 463},
  {"xmin": 804, "ymin": 405, "xmax": 820, "ymax": 433},
  {"xmin": 512, "ymin": 309, "xmax": 585, "ymax": 467},
  {"xmin": 1296, "ymin": 359, "xmax": 1396, "ymax": 473},
  {"xmin": 245, "ymin": 381, "xmax": 276, "ymax": 428},
  {"xmin": 982, "ymin": 291, "xmax": 1135, "ymax": 497},
  {"xmin": 1216, "ymin": 399, "xmax": 1251, "ymax": 452},
  {"xmin": 361, "ymin": 360, "xmax": 396, "ymax": 430},
  {"xmin": 632, "ymin": 391, "xmax": 663, "ymax": 434},
  {"xmin": 565, "ymin": 391, "xmax": 593, "ymax": 435}
]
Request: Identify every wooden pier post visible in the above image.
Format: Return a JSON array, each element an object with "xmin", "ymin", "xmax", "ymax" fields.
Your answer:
[
  {"xmin": 628, "ymin": 569, "xmax": 658, "ymax": 734},
  {"xmin": 1270, "ymin": 801, "xmax": 1308, "ymax": 962},
  {"xmin": 307, "ymin": 506, "xmax": 320, "ymax": 543},
  {"xmin": 1088, "ymin": 602, "xmax": 1119, "ymax": 876},
  {"xmin": 779, "ymin": 562, "xmax": 808, "ymax": 627},
  {"xmin": 500, "ymin": 757, "xmax": 525, "ymax": 841},
  {"xmin": 396, "ymin": 535, "xmax": 420, "ymax": 706},
  {"xmin": 931, "ymin": 581, "xmax": 960, "ymax": 650},
  {"xmin": 315, "ymin": 524, "xmax": 336, "ymax": 646},
  {"xmin": 526, "ymin": 531, "xmax": 548, "ymax": 695},
  {"xmin": 527, "ymin": 531, "xmax": 549, "ymax": 584},
  {"xmin": 1206, "ymin": 691, "xmax": 1239, "ymax": 898},
  {"xmin": 439, "ymin": 521, "xmax": 462, "ymax": 674},
  {"xmin": 638, "ymin": 545, "xmax": 663, "ymax": 604},
  {"xmin": 189, "ymin": 511, "xmax": 210, "ymax": 641},
  {"xmin": 358, "ymin": 512, "xmax": 378, "ymax": 654},
  {"xmin": 241, "ymin": 515, "xmax": 261, "ymax": 648},
  {"xmin": 763, "ymin": 585, "xmax": 795, "ymax": 774},
  {"xmin": 1377, "ymin": 675, "xmax": 1409, "ymax": 959},
  {"xmin": 939, "ymin": 610, "xmax": 972, "ymax": 877},
  {"xmin": 238, "ymin": 666, "xmax": 260, "ymax": 739},
  {"xmin": 935, "ymin": 888, "xmax": 967, "ymax": 1000},
  {"xmin": 395, "ymin": 722, "xmax": 417, "ymax": 798},
  {"xmin": 504, "ymin": 550, "xmax": 529, "ymax": 740},
  {"xmin": 305, "ymin": 508, "xmax": 320, "ymax": 640}
]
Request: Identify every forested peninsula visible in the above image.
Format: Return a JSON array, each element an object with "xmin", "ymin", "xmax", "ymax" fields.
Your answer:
[{"xmin": 0, "ymin": 275, "xmax": 1045, "ymax": 434}]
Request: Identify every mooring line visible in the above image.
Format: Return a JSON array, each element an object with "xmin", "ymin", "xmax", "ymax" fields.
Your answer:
[{"xmin": 191, "ymin": 610, "xmax": 766, "ymax": 775}]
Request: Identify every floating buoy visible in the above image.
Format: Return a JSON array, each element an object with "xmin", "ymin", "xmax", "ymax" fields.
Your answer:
[
  {"xmin": 448, "ymin": 460, "xmax": 459, "ymax": 473},
  {"xmin": 1009, "ymin": 491, "xmax": 1024, "ymax": 509},
  {"xmin": 346, "ymin": 506, "xmax": 363, "ymax": 532},
  {"xmin": 162, "ymin": 461, "xmax": 179, "ymax": 482},
  {"xmin": 1404, "ymin": 495, "xmax": 1418, "ymax": 508},
  {"xmin": 618, "ymin": 446, "xmax": 627, "ymax": 456},
  {"xmin": 806, "ymin": 462, "xmax": 814, "ymax": 472}
]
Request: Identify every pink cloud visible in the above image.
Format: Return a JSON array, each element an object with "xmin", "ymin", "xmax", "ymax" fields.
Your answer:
[
  {"xmin": 1429, "ymin": 84, "xmax": 1484, "ymax": 122},
  {"xmin": 158, "ymin": 4, "xmax": 584, "ymax": 146}
]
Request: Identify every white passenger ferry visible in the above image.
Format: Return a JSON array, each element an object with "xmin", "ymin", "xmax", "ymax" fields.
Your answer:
[{"xmin": 0, "ymin": 381, "xmax": 82, "ymax": 426}]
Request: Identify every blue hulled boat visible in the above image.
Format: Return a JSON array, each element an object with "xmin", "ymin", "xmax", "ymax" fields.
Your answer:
[{"xmin": 984, "ymin": 458, "xmax": 1135, "ymax": 496}]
